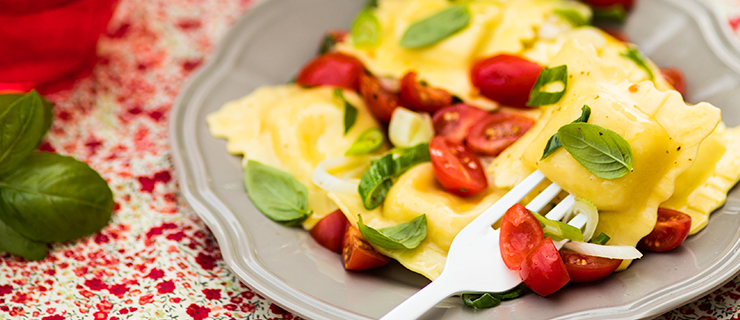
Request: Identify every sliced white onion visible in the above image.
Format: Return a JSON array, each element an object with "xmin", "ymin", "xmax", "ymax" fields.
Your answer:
[
  {"xmin": 312, "ymin": 157, "xmax": 365, "ymax": 193},
  {"xmin": 388, "ymin": 107, "xmax": 434, "ymax": 148},
  {"xmin": 564, "ymin": 197, "xmax": 598, "ymax": 241},
  {"xmin": 563, "ymin": 241, "xmax": 643, "ymax": 260}
]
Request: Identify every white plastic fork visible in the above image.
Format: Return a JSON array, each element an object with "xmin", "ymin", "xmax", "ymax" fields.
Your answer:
[{"xmin": 380, "ymin": 170, "xmax": 587, "ymax": 320}]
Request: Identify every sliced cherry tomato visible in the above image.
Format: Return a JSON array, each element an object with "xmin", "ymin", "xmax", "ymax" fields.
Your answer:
[
  {"xmin": 358, "ymin": 73, "xmax": 400, "ymax": 123},
  {"xmin": 637, "ymin": 208, "xmax": 692, "ymax": 252},
  {"xmin": 296, "ymin": 52, "xmax": 365, "ymax": 91},
  {"xmin": 499, "ymin": 203, "xmax": 545, "ymax": 270},
  {"xmin": 429, "ymin": 136, "xmax": 488, "ymax": 197},
  {"xmin": 470, "ymin": 54, "xmax": 543, "ymax": 109},
  {"xmin": 579, "ymin": 0, "xmax": 635, "ymax": 10},
  {"xmin": 520, "ymin": 238, "xmax": 570, "ymax": 296},
  {"xmin": 660, "ymin": 67, "xmax": 686, "ymax": 96},
  {"xmin": 399, "ymin": 71, "xmax": 453, "ymax": 113},
  {"xmin": 310, "ymin": 209, "xmax": 350, "ymax": 254},
  {"xmin": 559, "ymin": 250, "xmax": 622, "ymax": 283},
  {"xmin": 431, "ymin": 104, "xmax": 488, "ymax": 144},
  {"xmin": 342, "ymin": 226, "xmax": 390, "ymax": 270},
  {"xmin": 466, "ymin": 113, "xmax": 535, "ymax": 156}
]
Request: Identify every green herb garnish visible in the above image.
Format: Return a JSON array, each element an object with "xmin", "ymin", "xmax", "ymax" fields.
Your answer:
[
  {"xmin": 462, "ymin": 285, "xmax": 528, "ymax": 309},
  {"xmin": 558, "ymin": 123, "xmax": 633, "ymax": 179},
  {"xmin": 399, "ymin": 5, "xmax": 471, "ymax": 49},
  {"xmin": 358, "ymin": 143, "xmax": 430, "ymax": 209},
  {"xmin": 351, "ymin": 8, "xmax": 381, "ymax": 49},
  {"xmin": 333, "ymin": 89, "xmax": 358, "ymax": 135},
  {"xmin": 621, "ymin": 47, "xmax": 655, "ymax": 81},
  {"xmin": 244, "ymin": 160, "xmax": 312, "ymax": 226},
  {"xmin": 541, "ymin": 105, "xmax": 591, "ymax": 160},
  {"xmin": 592, "ymin": 5, "xmax": 627, "ymax": 24},
  {"xmin": 0, "ymin": 214, "xmax": 47, "ymax": 261},
  {"xmin": 532, "ymin": 212, "xmax": 584, "ymax": 242},
  {"xmin": 346, "ymin": 128, "xmax": 384, "ymax": 156},
  {"xmin": 590, "ymin": 232, "xmax": 611, "ymax": 245},
  {"xmin": 358, "ymin": 214, "xmax": 427, "ymax": 249},
  {"xmin": 554, "ymin": 8, "xmax": 590, "ymax": 27},
  {"xmin": 526, "ymin": 65, "xmax": 568, "ymax": 107}
]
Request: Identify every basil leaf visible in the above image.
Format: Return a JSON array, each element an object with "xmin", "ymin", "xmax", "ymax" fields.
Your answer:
[
  {"xmin": 357, "ymin": 214, "xmax": 427, "ymax": 249},
  {"xmin": 0, "ymin": 90, "xmax": 47, "ymax": 176},
  {"xmin": 621, "ymin": 47, "xmax": 655, "ymax": 81},
  {"xmin": 392, "ymin": 142, "xmax": 430, "ymax": 176},
  {"xmin": 590, "ymin": 232, "xmax": 611, "ymax": 245},
  {"xmin": 244, "ymin": 160, "xmax": 311, "ymax": 226},
  {"xmin": 0, "ymin": 152, "xmax": 113, "ymax": 242},
  {"xmin": 0, "ymin": 93, "xmax": 53, "ymax": 138},
  {"xmin": 592, "ymin": 5, "xmax": 627, "ymax": 24},
  {"xmin": 541, "ymin": 105, "xmax": 591, "ymax": 160},
  {"xmin": 346, "ymin": 128, "xmax": 384, "ymax": 156},
  {"xmin": 462, "ymin": 285, "xmax": 527, "ymax": 309},
  {"xmin": 558, "ymin": 123, "xmax": 634, "ymax": 179},
  {"xmin": 0, "ymin": 217, "xmax": 47, "ymax": 261},
  {"xmin": 365, "ymin": 0, "xmax": 377, "ymax": 8},
  {"xmin": 358, "ymin": 154, "xmax": 395, "ymax": 210},
  {"xmin": 333, "ymin": 89, "xmax": 358, "ymax": 135},
  {"xmin": 526, "ymin": 65, "xmax": 568, "ymax": 107},
  {"xmin": 351, "ymin": 8, "xmax": 381, "ymax": 49},
  {"xmin": 399, "ymin": 5, "xmax": 471, "ymax": 49},
  {"xmin": 532, "ymin": 212, "xmax": 583, "ymax": 242},
  {"xmin": 554, "ymin": 9, "xmax": 590, "ymax": 27}
]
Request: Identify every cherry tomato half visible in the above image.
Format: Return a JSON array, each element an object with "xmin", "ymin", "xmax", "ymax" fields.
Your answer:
[
  {"xmin": 470, "ymin": 54, "xmax": 543, "ymax": 109},
  {"xmin": 429, "ymin": 136, "xmax": 488, "ymax": 197},
  {"xmin": 661, "ymin": 67, "xmax": 686, "ymax": 97},
  {"xmin": 431, "ymin": 104, "xmax": 489, "ymax": 144},
  {"xmin": 520, "ymin": 238, "xmax": 570, "ymax": 296},
  {"xmin": 559, "ymin": 250, "xmax": 622, "ymax": 283},
  {"xmin": 342, "ymin": 226, "xmax": 390, "ymax": 270},
  {"xmin": 579, "ymin": 0, "xmax": 635, "ymax": 10},
  {"xmin": 499, "ymin": 203, "xmax": 545, "ymax": 271},
  {"xmin": 296, "ymin": 52, "xmax": 365, "ymax": 91},
  {"xmin": 359, "ymin": 73, "xmax": 400, "ymax": 123},
  {"xmin": 637, "ymin": 208, "xmax": 692, "ymax": 252},
  {"xmin": 310, "ymin": 209, "xmax": 350, "ymax": 254},
  {"xmin": 466, "ymin": 113, "xmax": 535, "ymax": 156},
  {"xmin": 399, "ymin": 71, "xmax": 453, "ymax": 113}
]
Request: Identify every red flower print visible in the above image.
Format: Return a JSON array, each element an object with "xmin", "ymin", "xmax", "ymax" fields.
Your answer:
[
  {"xmin": 97, "ymin": 299, "xmax": 113, "ymax": 313},
  {"xmin": 195, "ymin": 253, "xmax": 216, "ymax": 270},
  {"xmin": 166, "ymin": 231, "xmax": 186, "ymax": 241},
  {"xmin": 240, "ymin": 303, "xmax": 255, "ymax": 313},
  {"xmin": 93, "ymin": 311, "xmax": 108, "ymax": 320},
  {"xmin": 84, "ymin": 278, "xmax": 109, "ymax": 291},
  {"xmin": 697, "ymin": 317, "xmax": 718, "ymax": 320},
  {"xmin": 240, "ymin": 290, "xmax": 255, "ymax": 299},
  {"xmin": 186, "ymin": 304, "xmax": 210, "ymax": 320},
  {"xmin": 156, "ymin": 280, "xmax": 175, "ymax": 295},
  {"xmin": 138, "ymin": 293, "xmax": 154, "ymax": 305},
  {"xmin": 224, "ymin": 304, "xmax": 237, "ymax": 311},
  {"xmin": 0, "ymin": 285, "xmax": 12, "ymax": 296},
  {"xmin": 80, "ymin": 290, "xmax": 96, "ymax": 298},
  {"xmin": 146, "ymin": 268, "xmax": 165, "ymax": 280},
  {"xmin": 269, "ymin": 303, "xmax": 289, "ymax": 315},
  {"xmin": 11, "ymin": 292, "xmax": 29, "ymax": 304},
  {"xmin": 42, "ymin": 315, "xmax": 64, "ymax": 320},
  {"xmin": 230, "ymin": 296, "xmax": 243, "ymax": 304},
  {"xmin": 202, "ymin": 288, "xmax": 221, "ymax": 300},
  {"xmin": 169, "ymin": 297, "xmax": 182, "ymax": 303},
  {"xmin": 679, "ymin": 306, "xmax": 695, "ymax": 315},
  {"xmin": 107, "ymin": 284, "xmax": 129, "ymax": 298}
]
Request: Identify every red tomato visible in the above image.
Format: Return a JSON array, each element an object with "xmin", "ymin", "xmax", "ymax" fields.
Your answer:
[
  {"xmin": 342, "ymin": 226, "xmax": 390, "ymax": 270},
  {"xmin": 470, "ymin": 54, "xmax": 543, "ymax": 108},
  {"xmin": 429, "ymin": 136, "xmax": 488, "ymax": 197},
  {"xmin": 310, "ymin": 209, "xmax": 350, "ymax": 254},
  {"xmin": 637, "ymin": 208, "xmax": 692, "ymax": 252},
  {"xmin": 296, "ymin": 52, "xmax": 365, "ymax": 91},
  {"xmin": 580, "ymin": 0, "xmax": 635, "ymax": 10},
  {"xmin": 559, "ymin": 250, "xmax": 622, "ymax": 283},
  {"xmin": 399, "ymin": 71, "xmax": 453, "ymax": 113},
  {"xmin": 358, "ymin": 73, "xmax": 400, "ymax": 123},
  {"xmin": 520, "ymin": 238, "xmax": 570, "ymax": 296},
  {"xmin": 601, "ymin": 27, "xmax": 630, "ymax": 43},
  {"xmin": 431, "ymin": 104, "xmax": 489, "ymax": 144},
  {"xmin": 499, "ymin": 203, "xmax": 545, "ymax": 270},
  {"xmin": 661, "ymin": 67, "xmax": 686, "ymax": 96},
  {"xmin": 466, "ymin": 113, "xmax": 535, "ymax": 156}
]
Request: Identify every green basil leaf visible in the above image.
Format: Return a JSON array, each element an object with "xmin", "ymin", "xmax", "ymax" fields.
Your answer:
[
  {"xmin": 358, "ymin": 154, "xmax": 395, "ymax": 210},
  {"xmin": 462, "ymin": 285, "xmax": 527, "ymax": 309},
  {"xmin": 333, "ymin": 89, "xmax": 358, "ymax": 135},
  {"xmin": 554, "ymin": 9, "xmax": 590, "ymax": 27},
  {"xmin": 532, "ymin": 212, "xmax": 583, "ymax": 242},
  {"xmin": 0, "ymin": 90, "xmax": 47, "ymax": 176},
  {"xmin": 558, "ymin": 123, "xmax": 634, "ymax": 179},
  {"xmin": 526, "ymin": 65, "xmax": 568, "ymax": 107},
  {"xmin": 541, "ymin": 105, "xmax": 591, "ymax": 160},
  {"xmin": 399, "ymin": 5, "xmax": 471, "ymax": 49},
  {"xmin": 351, "ymin": 8, "xmax": 381, "ymax": 49},
  {"xmin": 392, "ymin": 142, "xmax": 430, "ymax": 176},
  {"xmin": 244, "ymin": 160, "xmax": 311, "ymax": 226},
  {"xmin": 0, "ymin": 93, "xmax": 53, "ymax": 137},
  {"xmin": 357, "ymin": 214, "xmax": 427, "ymax": 249},
  {"xmin": 346, "ymin": 128, "xmax": 384, "ymax": 156},
  {"xmin": 0, "ymin": 152, "xmax": 113, "ymax": 243},
  {"xmin": 590, "ymin": 232, "xmax": 611, "ymax": 245},
  {"xmin": 592, "ymin": 5, "xmax": 627, "ymax": 24},
  {"xmin": 0, "ymin": 217, "xmax": 47, "ymax": 261},
  {"xmin": 620, "ymin": 47, "xmax": 655, "ymax": 81},
  {"xmin": 365, "ymin": 0, "xmax": 378, "ymax": 8}
]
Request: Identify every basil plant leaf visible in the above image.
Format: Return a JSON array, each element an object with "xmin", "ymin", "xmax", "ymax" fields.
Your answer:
[
  {"xmin": 462, "ymin": 284, "xmax": 527, "ymax": 309},
  {"xmin": 392, "ymin": 142, "xmax": 430, "ymax": 176},
  {"xmin": 333, "ymin": 89, "xmax": 358, "ymax": 135},
  {"xmin": 358, "ymin": 154, "xmax": 395, "ymax": 210},
  {"xmin": 244, "ymin": 160, "xmax": 311, "ymax": 227},
  {"xmin": 0, "ymin": 90, "xmax": 48, "ymax": 176},
  {"xmin": 558, "ymin": 123, "xmax": 634, "ymax": 179},
  {"xmin": 352, "ymin": 8, "xmax": 381, "ymax": 49},
  {"xmin": 0, "ymin": 152, "xmax": 113, "ymax": 243},
  {"xmin": 346, "ymin": 128, "xmax": 384, "ymax": 156},
  {"xmin": 541, "ymin": 105, "xmax": 591, "ymax": 160},
  {"xmin": 399, "ymin": 5, "xmax": 471, "ymax": 49},
  {"xmin": 0, "ymin": 92, "xmax": 53, "ymax": 137},
  {"xmin": 554, "ymin": 9, "xmax": 590, "ymax": 27},
  {"xmin": 0, "ymin": 217, "xmax": 47, "ymax": 261},
  {"xmin": 526, "ymin": 65, "xmax": 568, "ymax": 107},
  {"xmin": 532, "ymin": 212, "xmax": 583, "ymax": 242},
  {"xmin": 621, "ymin": 47, "xmax": 655, "ymax": 81},
  {"xmin": 358, "ymin": 214, "xmax": 427, "ymax": 249}
]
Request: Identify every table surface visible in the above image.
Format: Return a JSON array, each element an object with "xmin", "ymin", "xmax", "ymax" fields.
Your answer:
[{"xmin": 2, "ymin": 0, "xmax": 740, "ymax": 319}]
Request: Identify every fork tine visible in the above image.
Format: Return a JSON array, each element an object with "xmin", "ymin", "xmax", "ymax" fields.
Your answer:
[
  {"xmin": 525, "ymin": 183, "xmax": 562, "ymax": 213},
  {"xmin": 468, "ymin": 170, "xmax": 547, "ymax": 228},
  {"xmin": 544, "ymin": 194, "xmax": 576, "ymax": 221}
]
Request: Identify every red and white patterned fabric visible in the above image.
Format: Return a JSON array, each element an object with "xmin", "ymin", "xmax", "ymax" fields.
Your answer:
[{"xmin": 1, "ymin": 0, "xmax": 739, "ymax": 319}]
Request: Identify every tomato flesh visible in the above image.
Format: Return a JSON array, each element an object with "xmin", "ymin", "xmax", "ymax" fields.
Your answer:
[
  {"xmin": 399, "ymin": 71, "xmax": 453, "ymax": 113},
  {"xmin": 429, "ymin": 136, "xmax": 488, "ymax": 197},
  {"xmin": 579, "ymin": 0, "xmax": 635, "ymax": 10},
  {"xmin": 520, "ymin": 238, "xmax": 570, "ymax": 296},
  {"xmin": 470, "ymin": 54, "xmax": 543, "ymax": 109},
  {"xmin": 359, "ymin": 73, "xmax": 400, "ymax": 123},
  {"xmin": 342, "ymin": 226, "xmax": 390, "ymax": 270},
  {"xmin": 466, "ymin": 112, "xmax": 535, "ymax": 156},
  {"xmin": 660, "ymin": 67, "xmax": 686, "ymax": 96},
  {"xmin": 296, "ymin": 52, "xmax": 365, "ymax": 91},
  {"xmin": 560, "ymin": 250, "xmax": 622, "ymax": 283},
  {"xmin": 637, "ymin": 208, "xmax": 691, "ymax": 252},
  {"xmin": 431, "ymin": 104, "xmax": 488, "ymax": 144},
  {"xmin": 310, "ymin": 209, "xmax": 350, "ymax": 254},
  {"xmin": 499, "ymin": 203, "xmax": 545, "ymax": 270}
]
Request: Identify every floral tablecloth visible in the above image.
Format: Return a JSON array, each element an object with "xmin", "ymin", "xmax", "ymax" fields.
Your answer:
[{"xmin": 2, "ymin": 0, "xmax": 740, "ymax": 319}]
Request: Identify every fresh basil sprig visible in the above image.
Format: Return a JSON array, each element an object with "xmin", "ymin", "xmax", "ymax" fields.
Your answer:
[
  {"xmin": 357, "ymin": 214, "xmax": 427, "ymax": 249},
  {"xmin": 399, "ymin": 5, "xmax": 471, "ymax": 49},
  {"xmin": 526, "ymin": 65, "xmax": 568, "ymax": 107},
  {"xmin": 554, "ymin": 9, "xmax": 590, "ymax": 27},
  {"xmin": 333, "ymin": 89, "xmax": 358, "ymax": 135},
  {"xmin": 0, "ymin": 91, "xmax": 47, "ymax": 176},
  {"xmin": 352, "ymin": 8, "xmax": 381, "ymax": 49},
  {"xmin": 244, "ymin": 160, "xmax": 312, "ymax": 226},
  {"xmin": 541, "ymin": 105, "xmax": 591, "ymax": 160},
  {"xmin": 558, "ymin": 123, "xmax": 633, "ymax": 179},
  {"xmin": 462, "ymin": 284, "xmax": 527, "ymax": 309},
  {"xmin": 358, "ymin": 143, "xmax": 430, "ymax": 209},
  {"xmin": 590, "ymin": 232, "xmax": 611, "ymax": 245},
  {"xmin": 0, "ymin": 216, "xmax": 47, "ymax": 261},
  {"xmin": 621, "ymin": 47, "xmax": 655, "ymax": 81},
  {"xmin": 346, "ymin": 128, "xmax": 384, "ymax": 156},
  {"xmin": 532, "ymin": 212, "xmax": 584, "ymax": 242}
]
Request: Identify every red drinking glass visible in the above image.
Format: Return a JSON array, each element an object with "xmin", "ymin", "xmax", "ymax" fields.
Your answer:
[{"xmin": 0, "ymin": 0, "xmax": 119, "ymax": 93}]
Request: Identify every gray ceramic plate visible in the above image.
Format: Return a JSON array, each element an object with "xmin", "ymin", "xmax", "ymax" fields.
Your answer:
[{"xmin": 170, "ymin": 0, "xmax": 740, "ymax": 319}]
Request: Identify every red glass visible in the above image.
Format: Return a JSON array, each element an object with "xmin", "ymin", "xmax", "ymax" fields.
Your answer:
[{"xmin": 0, "ymin": 0, "xmax": 119, "ymax": 93}]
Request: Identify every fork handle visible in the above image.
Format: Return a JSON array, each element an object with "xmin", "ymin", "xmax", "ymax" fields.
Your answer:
[{"xmin": 380, "ymin": 275, "xmax": 459, "ymax": 320}]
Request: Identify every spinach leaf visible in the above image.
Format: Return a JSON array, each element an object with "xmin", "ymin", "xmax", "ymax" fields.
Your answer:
[
  {"xmin": 0, "ymin": 90, "xmax": 48, "ymax": 176},
  {"xmin": 357, "ymin": 214, "xmax": 427, "ymax": 249},
  {"xmin": 541, "ymin": 105, "xmax": 591, "ymax": 160},
  {"xmin": 345, "ymin": 128, "xmax": 384, "ymax": 156},
  {"xmin": 532, "ymin": 212, "xmax": 583, "ymax": 242},
  {"xmin": 526, "ymin": 65, "xmax": 568, "ymax": 107},
  {"xmin": 399, "ymin": 5, "xmax": 471, "ymax": 49},
  {"xmin": 351, "ymin": 8, "xmax": 381, "ymax": 49},
  {"xmin": 0, "ymin": 217, "xmax": 47, "ymax": 261},
  {"xmin": 244, "ymin": 160, "xmax": 311, "ymax": 226},
  {"xmin": 0, "ymin": 152, "xmax": 113, "ymax": 243},
  {"xmin": 333, "ymin": 89, "xmax": 358, "ymax": 135},
  {"xmin": 621, "ymin": 47, "xmax": 655, "ymax": 81},
  {"xmin": 558, "ymin": 123, "xmax": 633, "ymax": 179}
]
